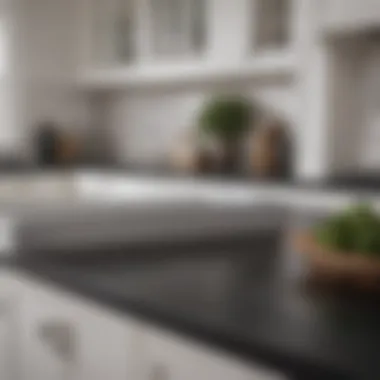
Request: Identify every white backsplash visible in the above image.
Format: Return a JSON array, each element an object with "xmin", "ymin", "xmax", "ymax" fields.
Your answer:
[{"xmin": 103, "ymin": 81, "xmax": 298, "ymax": 166}]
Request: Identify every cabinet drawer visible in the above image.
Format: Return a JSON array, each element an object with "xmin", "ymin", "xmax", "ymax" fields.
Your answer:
[
  {"xmin": 19, "ymin": 280, "xmax": 75, "ymax": 380},
  {"xmin": 141, "ymin": 325, "xmax": 287, "ymax": 380},
  {"xmin": 18, "ymin": 277, "xmax": 137, "ymax": 380}
]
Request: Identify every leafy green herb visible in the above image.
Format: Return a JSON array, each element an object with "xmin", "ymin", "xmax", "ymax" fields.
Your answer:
[
  {"xmin": 198, "ymin": 95, "xmax": 254, "ymax": 142},
  {"xmin": 315, "ymin": 203, "xmax": 380, "ymax": 256}
]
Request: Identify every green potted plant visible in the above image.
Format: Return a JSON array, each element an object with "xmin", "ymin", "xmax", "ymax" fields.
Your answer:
[
  {"xmin": 198, "ymin": 95, "xmax": 254, "ymax": 172},
  {"xmin": 295, "ymin": 203, "xmax": 380, "ymax": 288}
]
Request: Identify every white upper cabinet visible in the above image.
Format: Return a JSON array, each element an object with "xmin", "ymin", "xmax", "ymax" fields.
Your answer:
[
  {"xmin": 85, "ymin": 0, "xmax": 137, "ymax": 67},
  {"xmin": 148, "ymin": 0, "xmax": 206, "ymax": 60},
  {"xmin": 320, "ymin": 0, "xmax": 380, "ymax": 35},
  {"xmin": 250, "ymin": 0, "xmax": 294, "ymax": 54},
  {"xmin": 83, "ymin": 0, "xmax": 206, "ymax": 68},
  {"xmin": 80, "ymin": 0, "xmax": 298, "ymax": 87}
]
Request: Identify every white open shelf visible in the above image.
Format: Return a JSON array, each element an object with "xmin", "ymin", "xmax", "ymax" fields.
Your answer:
[{"xmin": 79, "ymin": 52, "xmax": 297, "ymax": 90}]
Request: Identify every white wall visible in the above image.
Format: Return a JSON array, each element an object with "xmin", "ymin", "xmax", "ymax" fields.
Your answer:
[
  {"xmin": 104, "ymin": 81, "xmax": 297, "ymax": 165},
  {"xmin": 4, "ymin": 0, "xmax": 90, "ymax": 161}
]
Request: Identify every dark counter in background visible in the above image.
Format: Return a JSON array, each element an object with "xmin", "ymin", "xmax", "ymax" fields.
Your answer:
[{"xmin": 0, "ymin": 160, "xmax": 379, "ymax": 193}]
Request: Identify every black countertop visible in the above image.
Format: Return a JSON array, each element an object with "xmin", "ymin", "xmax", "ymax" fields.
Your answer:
[
  {"xmin": 1, "ymin": 162, "xmax": 380, "ymax": 193},
  {"xmin": 8, "ymin": 210, "xmax": 380, "ymax": 380}
]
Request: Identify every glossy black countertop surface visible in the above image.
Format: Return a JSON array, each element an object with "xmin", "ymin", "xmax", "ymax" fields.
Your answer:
[
  {"xmin": 9, "ymin": 210, "xmax": 380, "ymax": 380},
  {"xmin": 1, "ymin": 162, "xmax": 380, "ymax": 193}
]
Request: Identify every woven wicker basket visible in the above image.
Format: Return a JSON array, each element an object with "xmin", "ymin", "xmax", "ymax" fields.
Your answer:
[{"xmin": 295, "ymin": 231, "xmax": 380, "ymax": 288}]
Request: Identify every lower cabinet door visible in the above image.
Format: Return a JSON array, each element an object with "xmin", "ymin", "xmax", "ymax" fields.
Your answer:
[
  {"xmin": 19, "ymin": 280, "xmax": 80, "ymax": 380},
  {"xmin": 141, "ymin": 326, "xmax": 287, "ymax": 380},
  {"xmin": 74, "ymin": 300, "xmax": 139, "ymax": 380},
  {"xmin": 17, "ymin": 275, "xmax": 287, "ymax": 380},
  {"xmin": 18, "ymin": 277, "xmax": 137, "ymax": 380},
  {"xmin": 0, "ymin": 298, "xmax": 17, "ymax": 380},
  {"xmin": 0, "ymin": 271, "xmax": 22, "ymax": 380}
]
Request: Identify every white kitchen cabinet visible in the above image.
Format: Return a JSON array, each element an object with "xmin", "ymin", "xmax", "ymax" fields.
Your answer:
[
  {"xmin": 320, "ymin": 0, "xmax": 380, "ymax": 34},
  {"xmin": 18, "ymin": 277, "xmax": 137, "ymax": 380},
  {"xmin": 81, "ymin": 0, "xmax": 296, "ymax": 88},
  {"xmin": 75, "ymin": 300, "xmax": 140, "ymax": 380},
  {"xmin": 16, "ymin": 274, "xmax": 287, "ymax": 380},
  {"xmin": 19, "ymin": 284, "xmax": 75, "ymax": 380},
  {"xmin": 83, "ymin": 0, "xmax": 206, "ymax": 70},
  {"xmin": 84, "ymin": 0, "xmax": 137, "ymax": 67},
  {"xmin": 148, "ymin": 0, "xmax": 206, "ymax": 60},
  {"xmin": 139, "ymin": 324, "xmax": 287, "ymax": 380},
  {"xmin": 0, "ymin": 309, "xmax": 12, "ymax": 380},
  {"xmin": 0, "ymin": 272, "xmax": 19, "ymax": 380},
  {"xmin": 250, "ymin": 0, "xmax": 294, "ymax": 54}
]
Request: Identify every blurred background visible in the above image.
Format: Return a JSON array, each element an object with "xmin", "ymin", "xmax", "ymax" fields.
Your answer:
[{"xmin": 0, "ymin": 0, "xmax": 378, "ymax": 182}]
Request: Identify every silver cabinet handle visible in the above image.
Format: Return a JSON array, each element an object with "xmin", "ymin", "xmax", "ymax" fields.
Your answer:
[{"xmin": 37, "ymin": 320, "xmax": 77, "ymax": 362}]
